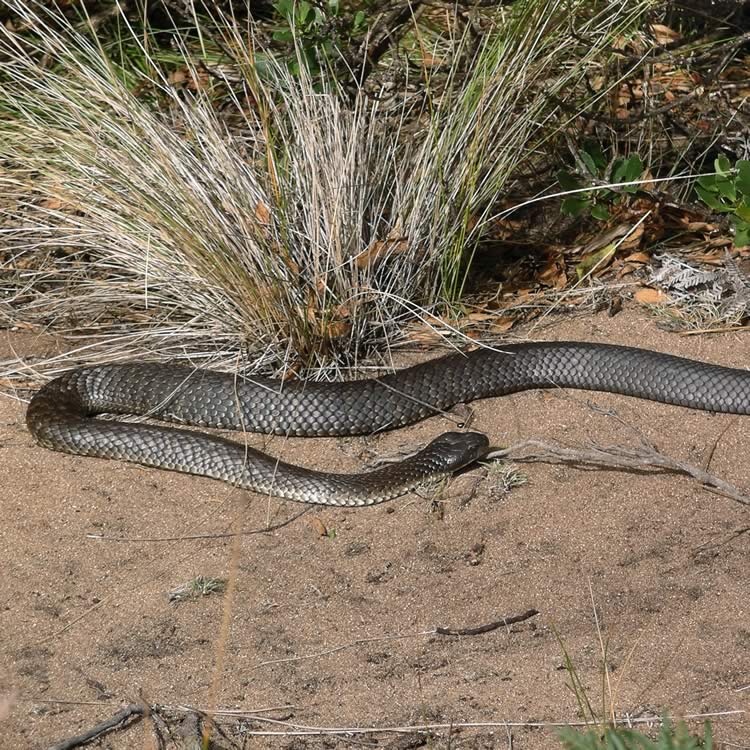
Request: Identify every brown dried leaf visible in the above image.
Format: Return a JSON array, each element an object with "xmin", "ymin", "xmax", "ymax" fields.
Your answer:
[
  {"xmin": 168, "ymin": 68, "xmax": 189, "ymax": 85},
  {"xmin": 357, "ymin": 224, "xmax": 410, "ymax": 270},
  {"xmin": 623, "ymin": 252, "xmax": 651, "ymax": 264},
  {"xmin": 638, "ymin": 167, "xmax": 655, "ymax": 192},
  {"xmin": 421, "ymin": 52, "xmax": 444, "ymax": 67},
  {"xmin": 490, "ymin": 316, "xmax": 515, "ymax": 333},
  {"xmin": 649, "ymin": 24, "xmax": 680, "ymax": 45},
  {"xmin": 538, "ymin": 259, "xmax": 567, "ymax": 289},
  {"xmin": 685, "ymin": 221, "xmax": 715, "ymax": 232},
  {"xmin": 325, "ymin": 319, "xmax": 351, "ymax": 339},
  {"xmin": 255, "ymin": 201, "xmax": 271, "ymax": 225},
  {"xmin": 356, "ymin": 237, "xmax": 409, "ymax": 269},
  {"xmin": 635, "ymin": 287, "xmax": 670, "ymax": 306},
  {"xmin": 405, "ymin": 324, "xmax": 444, "ymax": 345},
  {"xmin": 619, "ymin": 223, "xmax": 645, "ymax": 251},
  {"xmin": 491, "ymin": 218, "xmax": 525, "ymax": 240}
]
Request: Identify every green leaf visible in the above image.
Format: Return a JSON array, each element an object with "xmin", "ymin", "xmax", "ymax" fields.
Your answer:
[
  {"xmin": 585, "ymin": 141, "xmax": 607, "ymax": 171},
  {"xmin": 605, "ymin": 728, "xmax": 631, "ymax": 750},
  {"xmin": 715, "ymin": 177, "xmax": 737, "ymax": 202},
  {"xmin": 611, "ymin": 158, "xmax": 627, "ymax": 183},
  {"xmin": 297, "ymin": 1, "xmax": 311, "ymax": 24},
  {"xmin": 576, "ymin": 243, "xmax": 615, "ymax": 280},
  {"xmin": 733, "ymin": 219, "xmax": 750, "ymax": 248},
  {"xmin": 557, "ymin": 169, "xmax": 581, "ymax": 191},
  {"xmin": 561, "ymin": 197, "xmax": 590, "ymax": 217},
  {"xmin": 695, "ymin": 185, "xmax": 732, "ymax": 212},
  {"xmin": 624, "ymin": 154, "xmax": 643, "ymax": 182},
  {"xmin": 715, "ymin": 155, "xmax": 732, "ymax": 176},
  {"xmin": 580, "ymin": 150, "xmax": 598, "ymax": 176},
  {"xmin": 272, "ymin": 29, "xmax": 294, "ymax": 42},
  {"xmin": 622, "ymin": 155, "xmax": 643, "ymax": 193},
  {"xmin": 736, "ymin": 200, "xmax": 750, "ymax": 222},
  {"xmin": 736, "ymin": 160, "xmax": 750, "ymax": 197},
  {"xmin": 703, "ymin": 720, "xmax": 713, "ymax": 750},
  {"xmin": 696, "ymin": 174, "xmax": 718, "ymax": 191},
  {"xmin": 590, "ymin": 203, "xmax": 610, "ymax": 221},
  {"xmin": 612, "ymin": 155, "xmax": 643, "ymax": 193},
  {"xmin": 273, "ymin": 0, "xmax": 293, "ymax": 19},
  {"xmin": 353, "ymin": 10, "xmax": 367, "ymax": 30}
]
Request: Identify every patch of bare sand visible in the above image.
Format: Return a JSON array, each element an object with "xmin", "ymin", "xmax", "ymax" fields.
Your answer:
[{"xmin": 1, "ymin": 309, "xmax": 748, "ymax": 749}]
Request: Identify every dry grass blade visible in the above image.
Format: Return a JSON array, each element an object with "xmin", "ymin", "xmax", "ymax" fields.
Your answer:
[{"xmin": 1, "ymin": 0, "xmax": 657, "ymax": 380}]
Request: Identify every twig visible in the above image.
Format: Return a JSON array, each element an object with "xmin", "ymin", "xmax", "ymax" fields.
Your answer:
[
  {"xmin": 169, "ymin": 708, "xmax": 746, "ymax": 736},
  {"xmin": 85, "ymin": 506, "xmax": 311, "ymax": 543},
  {"xmin": 486, "ymin": 438, "xmax": 750, "ymax": 507},
  {"xmin": 435, "ymin": 609, "xmax": 539, "ymax": 636},
  {"xmin": 48, "ymin": 703, "xmax": 144, "ymax": 750},
  {"xmin": 247, "ymin": 612, "xmax": 539, "ymax": 673},
  {"xmin": 351, "ymin": 2, "xmax": 425, "ymax": 87}
]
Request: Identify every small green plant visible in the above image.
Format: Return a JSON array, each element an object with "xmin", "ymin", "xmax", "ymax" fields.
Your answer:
[
  {"xmin": 168, "ymin": 576, "xmax": 226, "ymax": 603},
  {"xmin": 272, "ymin": 0, "xmax": 368, "ymax": 77},
  {"xmin": 487, "ymin": 461, "xmax": 528, "ymax": 497},
  {"xmin": 557, "ymin": 144, "xmax": 644, "ymax": 221},
  {"xmin": 558, "ymin": 717, "xmax": 713, "ymax": 750},
  {"xmin": 555, "ymin": 623, "xmax": 713, "ymax": 750},
  {"xmin": 694, "ymin": 157, "xmax": 750, "ymax": 248}
]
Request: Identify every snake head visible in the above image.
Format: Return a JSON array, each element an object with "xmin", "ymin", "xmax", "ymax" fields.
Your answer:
[{"xmin": 425, "ymin": 431, "xmax": 490, "ymax": 472}]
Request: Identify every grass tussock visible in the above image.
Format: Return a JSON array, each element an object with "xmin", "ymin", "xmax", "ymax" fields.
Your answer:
[{"xmin": 1, "ymin": 0, "xmax": 657, "ymax": 377}]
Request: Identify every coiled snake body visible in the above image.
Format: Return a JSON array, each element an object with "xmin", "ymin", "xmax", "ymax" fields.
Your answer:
[{"xmin": 26, "ymin": 342, "xmax": 750, "ymax": 506}]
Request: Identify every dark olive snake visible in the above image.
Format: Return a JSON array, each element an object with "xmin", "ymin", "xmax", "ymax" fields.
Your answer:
[{"xmin": 26, "ymin": 342, "xmax": 750, "ymax": 506}]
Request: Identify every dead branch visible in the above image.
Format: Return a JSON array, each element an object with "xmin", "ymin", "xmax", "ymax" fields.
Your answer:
[
  {"xmin": 48, "ymin": 703, "xmax": 144, "ymax": 750},
  {"xmin": 350, "ymin": 2, "xmax": 426, "ymax": 88},
  {"xmin": 486, "ymin": 439, "xmax": 750, "ymax": 507},
  {"xmin": 434, "ymin": 608, "xmax": 539, "ymax": 636}
]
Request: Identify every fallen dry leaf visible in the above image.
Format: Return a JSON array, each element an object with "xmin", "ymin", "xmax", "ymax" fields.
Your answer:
[
  {"xmin": 167, "ymin": 67, "xmax": 189, "ymax": 86},
  {"xmin": 538, "ymin": 259, "xmax": 568, "ymax": 289},
  {"xmin": 357, "ymin": 224, "xmax": 410, "ymax": 270},
  {"xmin": 466, "ymin": 312, "xmax": 496, "ymax": 322},
  {"xmin": 255, "ymin": 201, "xmax": 271, "ymax": 225},
  {"xmin": 310, "ymin": 517, "xmax": 328, "ymax": 537},
  {"xmin": 325, "ymin": 319, "xmax": 351, "ymax": 339},
  {"xmin": 356, "ymin": 237, "xmax": 410, "ymax": 269},
  {"xmin": 405, "ymin": 324, "xmax": 445, "ymax": 345},
  {"xmin": 421, "ymin": 52, "xmax": 444, "ymax": 67},
  {"xmin": 635, "ymin": 287, "xmax": 670, "ymax": 306},
  {"xmin": 649, "ymin": 23, "xmax": 680, "ymax": 45},
  {"xmin": 490, "ymin": 316, "xmax": 515, "ymax": 333},
  {"xmin": 686, "ymin": 221, "xmax": 716, "ymax": 233},
  {"xmin": 623, "ymin": 251, "xmax": 651, "ymax": 264},
  {"xmin": 619, "ymin": 222, "xmax": 645, "ymax": 251}
]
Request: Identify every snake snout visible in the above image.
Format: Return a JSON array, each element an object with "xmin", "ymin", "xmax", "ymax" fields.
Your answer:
[{"xmin": 427, "ymin": 431, "xmax": 490, "ymax": 471}]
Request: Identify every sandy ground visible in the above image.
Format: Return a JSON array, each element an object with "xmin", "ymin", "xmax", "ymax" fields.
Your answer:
[{"xmin": 1, "ymin": 308, "xmax": 749, "ymax": 749}]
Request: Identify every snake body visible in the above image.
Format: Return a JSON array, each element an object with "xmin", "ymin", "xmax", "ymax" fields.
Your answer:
[{"xmin": 26, "ymin": 342, "xmax": 750, "ymax": 506}]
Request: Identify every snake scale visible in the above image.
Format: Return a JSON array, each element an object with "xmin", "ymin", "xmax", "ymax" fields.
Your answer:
[{"xmin": 26, "ymin": 342, "xmax": 750, "ymax": 506}]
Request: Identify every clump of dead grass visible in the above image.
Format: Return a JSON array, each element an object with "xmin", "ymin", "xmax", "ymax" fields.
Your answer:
[{"xmin": 1, "ymin": 0, "xmax": 657, "ymax": 378}]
